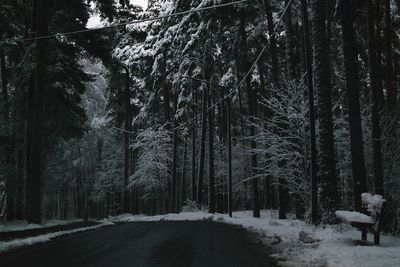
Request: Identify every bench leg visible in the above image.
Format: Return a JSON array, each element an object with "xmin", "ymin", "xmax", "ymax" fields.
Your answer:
[
  {"xmin": 374, "ymin": 232, "xmax": 380, "ymax": 245},
  {"xmin": 361, "ymin": 229, "xmax": 367, "ymax": 241}
]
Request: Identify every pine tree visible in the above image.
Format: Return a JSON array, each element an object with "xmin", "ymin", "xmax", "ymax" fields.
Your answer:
[
  {"xmin": 312, "ymin": 0, "xmax": 338, "ymax": 222},
  {"xmin": 339, "ymin": 0, "xmax": 367, "ymax": 211}
]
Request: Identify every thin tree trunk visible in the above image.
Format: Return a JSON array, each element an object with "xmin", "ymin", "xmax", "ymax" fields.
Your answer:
[
  {"xmin": 367, "ymin": 0, "xmax": 385, "ymax": 196},
  {"xmin": 301, "ymin": 0, "xmax": 318, "ymax": 224},
  {"xmin": 384, "ymin": 0, "xmax": 395, "ymax": 111},
  {"xmin": 197, "ymin": 86, "xmax": 207, "ymax": 205},
  {"xmin": 191, "ymin": 83, "xmax": 197, "ymax": 201},
  {"xmin": 227, "ymin": 95, "xmax": 233, "ymax": 217},
  {"xmin": 265, "ymin": 0, "xmax": 279, "ymax": 210},
  {"xmin": 339, "ymin": 0, "xmax": 368, "ymax": 211},
  {"xmin": 208, "ymin": 85, "xmax": 215, "ymax": 214},
  {"xmin": 265, "ymin": 0, "xmax": 279, "ymax": 83},
  {"xmin": 239, "ymin": 12, "xmax": 260, "ymax": 218},
  {"xmin": 15, "ymin": 149, "xmax": 24, "ymax": 219},
  {"xmin": 181, "ymin": 143, "xmax": 187, "ymax": 207},
  {"xmin": 170, "ymin": 120, "xmax": 178, "ymax": 213},
  {"xmin": 375, "ymin": 1, "xmax": 384, "ymax": 107},
  {"xmin": 284, "ymin": 0, "xmax": 296, "ymax": 79},
  {"xmin": 162, "ymin": 69, "xmax": 173, "ymax": 210},
  {"xmin": 123, "ymin": 67, "xmax": 131, "ymax": 213}
]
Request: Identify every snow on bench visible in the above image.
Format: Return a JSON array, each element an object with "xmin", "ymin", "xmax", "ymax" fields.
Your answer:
[
  {"xmin": 361, "ymin": 193, "xmax": 385, "ymax": 218},
  {"xmin": 335, "ymin": 193, "xmax": 385, "ymax": 245},
  {"xmin": 335, "ymin": 210, "xmax": 374, "ymax": 224}
]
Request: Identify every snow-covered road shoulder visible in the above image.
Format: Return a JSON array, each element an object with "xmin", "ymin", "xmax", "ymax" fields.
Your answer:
[
  {"xmin": 107, "ymin": 210, "xmax": 400, "ymax": 267},
  {"xmin": 0, "ymin": 221, "xmax": 114, "ymax": 254}
]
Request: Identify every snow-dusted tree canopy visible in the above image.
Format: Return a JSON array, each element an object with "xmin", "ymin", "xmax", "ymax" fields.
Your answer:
[{"xmin": 1, "ymin": 0, "xmax": 400, "ymax": 235}]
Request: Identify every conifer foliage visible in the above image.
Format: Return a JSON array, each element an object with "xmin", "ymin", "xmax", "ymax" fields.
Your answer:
[{"xmin": 1, "ymin": 0, "xmax": 400, "ymax": 230}]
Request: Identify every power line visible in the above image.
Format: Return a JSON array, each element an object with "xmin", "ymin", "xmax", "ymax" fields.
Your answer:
[
  {"xmin": 0, "ymin": 0, "xmax": 250, "ymax": 45},
  {"xmin": 113, "ymin": 0, "xmax": 294, "ymax": 135},
  {"xmin": 171, "ymin": 0, "xmax": 294, "ymax": 132}
]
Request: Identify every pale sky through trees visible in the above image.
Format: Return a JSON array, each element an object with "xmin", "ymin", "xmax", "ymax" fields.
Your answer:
[{"xmin": 87, "ymin": 0, "xmax": 148, "ymax": 28}]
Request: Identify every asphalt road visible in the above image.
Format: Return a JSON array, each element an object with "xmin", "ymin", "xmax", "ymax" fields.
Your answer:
[{"xmin": 0, "ymin": 221, "xmax": 275, "ymax": 267}]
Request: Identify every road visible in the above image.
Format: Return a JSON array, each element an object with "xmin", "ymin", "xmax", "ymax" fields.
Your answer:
[{"xmin": 0, "ymin": 221, "xmax": 275, "ymax": 267}]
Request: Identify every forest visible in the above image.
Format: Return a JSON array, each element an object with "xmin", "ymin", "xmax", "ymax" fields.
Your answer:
[{"xmin": 0, "ymin": 0, "xmax": 399, "ymax": 234}]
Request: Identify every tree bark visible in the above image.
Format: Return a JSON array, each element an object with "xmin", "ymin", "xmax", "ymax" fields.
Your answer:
[
  {"xmin": 196, "ymin": 84, "xmax": 207, "ymax": 205},
  {"xmin": 1, "ymin": 49, "xmax": 16, "ymax": 221},
  {"xmin": 208, "ymin": 85, "xmax": 215, "ymax": 214},
  {"xmin": 26, "ymin": 0, "xmax": 37, "ymax": 222},
  {"xmin": 301, "ymin": 0, "xmax": 318, "ymax": 224},
  {"xmin": 181, "ymin": 143, "xmax": 187, "ymax": 206},
  {"xmin": 264, "ymin": 0, "xmax": 279, "ymax": 210},
  {"xmin": 367, "ymin": 0, "xmax": 385, "ymax": 196},
  {"xmin": 284, "ymin": 0, "xmax": 296, "ymax": 79},
  {"xmin": 170, "ymin": 118, "xmax": 178, "ymax": 213},
  {"xmin": 339, "ymin": 0, "xmax": 368, "ymax": 211},
  {"xmin": 28, "ymin": 0, "xmax": 49, "ymax": 224},
  {"xmin": 239, "ymin": 12, "xmax": 260, "ymax": 218},
  {"xmin": 227, "ymin": 95, "xmax": 233, "ymax": 217},
  {"xmin": 191, "ymin": 83, "xmax": 197, "ymax": 201},
  {"xmin": 265, "ymin": 0, "xmax": 279, "ymax": 83},
  {"xmin": 312, "ymin": 0, "xmax": 338, "ymax": 222},
  {"xmin": 384, "ymin": 0, "xmax": 395, "ymax": 111},
  {"xmin": 123, "ymin": 67, "xmax": 131, "ymax": 213}
]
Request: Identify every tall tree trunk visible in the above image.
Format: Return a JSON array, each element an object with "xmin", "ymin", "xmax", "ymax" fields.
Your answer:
[
  {"xmin": 384, "ymin": 0, "xmax": 395, "ymax": 111},
  {"xmin": 191, "ymin": 82, "xmax": 197, "ymax": 201},
  {"xmin": 208, "ymin": 86, "xmax": 215, "ymax": 214},
  {"xmin": 339, "ymin": 0, "xmax": 368, "ymax": 212},
  {"xmin": 239, "ymin": 12, "xmax": 260, "ymax": 218},
  {"xmin": 15, "ymin": 149, "xmax": 24, "ymax": 220},
  {"xmin": 227, "ymin": 95, "xmax": 233, "ymax": 217},
  {"xmin": 301, "ymin": 0, "xmax": 318, "ymax": 224},
  {"xmin": 170, "ymin": 118, "xmax": 178, "ymax": 213},
  {"xmin": 367, "ymin": 0, "xmax": 385, "ymax": 196},
  {"xmin": 284, "ymin": 0, "xmax": 296, "ymax": 79},
  {"xmin": 1, "ymin": 49, "xmax": 16, "ymax": 221},
  {"xmin": 196, "ymin": 85, "xmax": 207, "ymax": 205},
  {"xmin": 162, "ymin": 67, "xmax": 173, "ymax": 211},
  {"xmin": 181, "ymin": 143, "xmax": 187, "ymax": 206},
  {"xmin": 265, "ymin": 0, "xmax": 279, "ymax": 83},
  {"xmin": 278, "ymin": 0, "xmax": 298, "ymax": 220},
  {"xmin": 375, "ymin": 1, "xmax": 384, "ymax": 107},
  {"xmin": 312, "ymin": 0, "xmax": 338, "ymax": 222},
  {"xmin": 264, "ymin": 0, "xmax": 279, "ymax": 210},
  {"xmin": 123, "ymin": 67, "xmax": 131, "ymax": 213},
  {"xmin": 28, "ymin": 0, "xmax": 49, "ymax": 224},
  {"xmin": 26, "ymin": 0, "xmax": 37, "ymax": 221}
]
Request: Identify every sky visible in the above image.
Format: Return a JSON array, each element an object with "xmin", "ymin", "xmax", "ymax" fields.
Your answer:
[{"xmin": 87, "ymin": 0, "xmax": 148, "ymax": 29}]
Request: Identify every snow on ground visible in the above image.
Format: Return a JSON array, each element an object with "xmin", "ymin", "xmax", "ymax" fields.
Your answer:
[
  {"xmin": 0, "ymin": 221, "xmax": 114, "ymax": 254},
  {"xmin": 0, "ymin": 219, "xmax": 84, "ymax": 233},
  {"xmin": 108, "ymin": 210, "xmax": 400, "ymax": 267}
]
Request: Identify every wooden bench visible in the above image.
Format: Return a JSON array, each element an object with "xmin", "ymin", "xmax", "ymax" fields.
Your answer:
[{"xmin": 335, "ymin": 193, "xmax": 385, "ymax": 245}]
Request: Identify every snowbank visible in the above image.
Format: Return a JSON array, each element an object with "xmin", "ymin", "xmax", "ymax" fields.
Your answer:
[
  {"xmin": 0, "ymin": 221, "xmax": 114, "ymax": 254},
  {"xmin": 107, "ymin": 210, "xmax": 400, "ymax": 267},
  {"xmin": 0, "ymin": 219, "xmax": 84, "ymax": 233}
]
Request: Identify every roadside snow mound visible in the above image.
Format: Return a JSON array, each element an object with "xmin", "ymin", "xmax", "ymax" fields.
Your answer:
[
  {"xmin": 0, "ymin": 221, "xmax": 114, "ymax": 254},
  {"xmin": 107, "ymin": 210, "xmax": 400, "ymax": 267}
]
